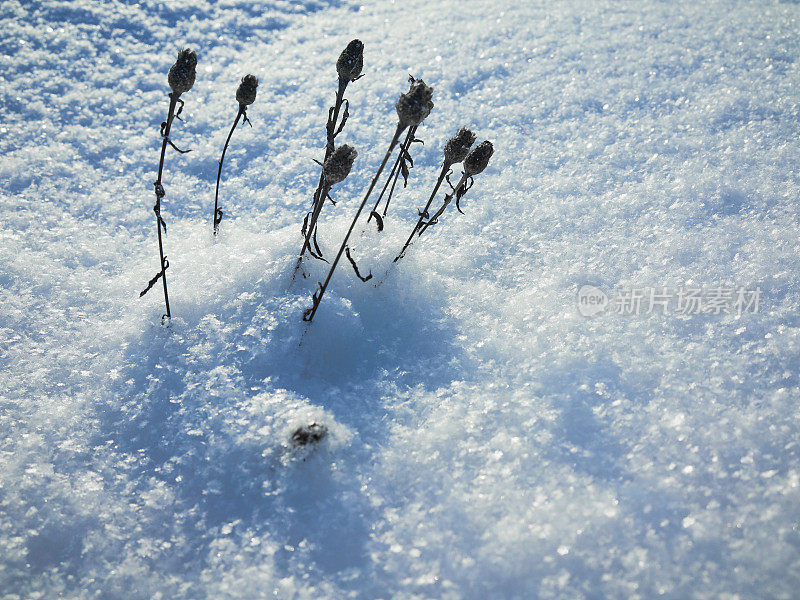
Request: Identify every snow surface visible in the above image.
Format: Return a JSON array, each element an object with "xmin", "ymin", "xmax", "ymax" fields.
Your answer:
[{"xmin": 1, "ymin": 0, "xmax": 800, "ymax": 598}]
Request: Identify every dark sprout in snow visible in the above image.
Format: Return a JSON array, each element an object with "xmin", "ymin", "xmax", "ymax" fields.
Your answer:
[{"xmin": 291, "ymin": 423, "xmax": 328, "ymax": 447}]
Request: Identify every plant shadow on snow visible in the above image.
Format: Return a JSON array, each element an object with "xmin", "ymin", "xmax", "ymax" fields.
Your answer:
[
  {"xmin": 291, "ymin": 273, "xmax": 464, "ymax": 395},
  {"xmin": 537, "ymin": 357, "xmax": 643, "ymax": 483},
  {"xmin": 25, "ymin": 520, "xmax": 92, "ymax": 578},
  {"xmin": 91, "ymin": 258, "xmax": 461, "ymax": 587},
  {"xmin": 536, "ymin": 355, "xmax": 715, "ymax": 553}
]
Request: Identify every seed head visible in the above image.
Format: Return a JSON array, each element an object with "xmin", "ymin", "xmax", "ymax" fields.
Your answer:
[
  {"xmin": 236, "ymin": 74, "xmax": 258, "ymax": 107},
  {"xmin": 323, "ymin": 144, "xmax": 358, "ymax": 185},
  {"xmin": 395, "ymin": 78, "xmax": 434, "ymax": 128},
  {"xmin": 168, "ymin": 48, "xmax": 197, "ymax": 96},
  {"xmin": 337, "ymin": 39, "xmax": 364, "ymax": 83},
  {"xmin": 464, "ymin": 141, "xmax": 494, "ymax": 176},
  {"xmin": 443, "ymin": 127, "xmax": 476, "ymax": 166}
]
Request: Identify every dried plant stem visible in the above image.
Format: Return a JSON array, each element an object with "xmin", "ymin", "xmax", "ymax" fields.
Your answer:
[
  {"xmin": 394, "ymin": 162, "xmax": 451, "ymax": 263},
  {"xmin": 300, "ymin": 181, "xmax": 332, "ymax": 260},
  {"xmin": 293, "ymin": 79, "xmax": 348, "ymax": 278},
  {"xmin": 303, "ymin": 123, "xmax": 405, "ymax": 322},
  {"xmin": 149, "ymin": 93, "xmax": 180, "ymax": 320},
  {"xmin": 213, "ymin": 107, "xmax": 245, "ymax": 235},
  {"xmin": 367, "ymin": 126, "xmax": 417, "ymax": 224},
  {"xmin": 417, "ymin": 172, "xmax": 469, "ymax": 238},
  {"xmin": 325, "ymin": 79, "xmax": 348, "ymax": 157},
  {"xmin": 308, "ymin": 81, "xmax": 347, "ymax": 244}
]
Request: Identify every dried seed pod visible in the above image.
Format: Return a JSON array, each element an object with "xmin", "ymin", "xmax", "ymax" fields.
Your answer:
[
  {"xmin": 236, "ymin": 74, "xmax": 258, "ymax": 107},
  {"xmin": 396, "ymin": 78, "xmax": 434, "ymax": 128},
  {"xmin": 443, "ymin": 127, "xmax": 476, "ymax": 166},
  {"xmin": 337, "ymin": 39, "xmax": 364, "ymax": 83},
  {"xmin": 168, "ymin": 48, "xmax": 197, "ymax": 96},
  {"xmin": 464, "ymin": 141, "xmax": 494, "ymax": 176},
  {"xmin": 323, "ymin": 144, "xmax": 358, "ymax": 184}
]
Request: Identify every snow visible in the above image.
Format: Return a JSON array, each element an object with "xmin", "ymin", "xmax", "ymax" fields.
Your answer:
[{"xmin": 1, "ymin": 0, "xmax": 799, "ymax": 598}]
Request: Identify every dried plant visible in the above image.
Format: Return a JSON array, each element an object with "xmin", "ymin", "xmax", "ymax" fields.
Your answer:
[
  {"xmin": 394, "ymin": 127, "xmax": 476, "ymax": 262},
  {"xmin": 303, "ymin": 78, "xmax": 434, "ymax": 322},
  {"xmin": 366, "ymin": 81, "xmax": 426, "ymax": 231},
  {"xmin": 411, "ymin": 140, "xmax": 494, "ymax": 243},
  {"xmin": 322, "ymin": 144, "xmax": 358, "ymax": 185},
  {"xmin": 312, "ymin": 142, "xmax": 358, "ymax": 227},
  {"xmin": 212, "ymin": 74, "xmax": 258, "ymax": 235},
  {"xmin": 366, "ymin": 77, "xmax": 433, "ymax": 229},
  {"xmin": 139, "ymin": 48, "xmax": 197, "ymax": 320},
  {"xmin": 293, "ymin": 40, "xmax": 364, "ymax": 278}
]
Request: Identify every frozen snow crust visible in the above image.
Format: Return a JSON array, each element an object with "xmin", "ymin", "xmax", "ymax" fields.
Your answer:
[{"xmin": 1, "ymin": 0, "xmax": 799, "ymax": 598}]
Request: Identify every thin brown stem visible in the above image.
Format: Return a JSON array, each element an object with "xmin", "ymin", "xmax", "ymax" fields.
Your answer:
[
  {"xmin": 213, "ymin": 106, "xmax": 244, "ymax": 235},
  {"xmin": 152, "ymin": 93, "xmax": 179, "ymax": 320},
  {"xmin": 293, "ymin": 79, "xmax": 348, "ymax": 280},
  {"xmin": 394, "ymin": 162, "xmax": 451, "ymax": 263},
  {"xmin": 417, "ymin": 173, "xmax": 469, "ymax": 238},
  {"xmin": 367, "ymin": 126, "xmax": 416, "ymax": 223},
  {"xmin": 301, "ymin": 182, "xmax": 332, "ymax": 258},
  {"xmin": 303, "ymin": 123, "xmax": 405, "ymax": 322},
  {"xmin": 325, "ymin": 79, "xmax": 348, "ymax": 157}
]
